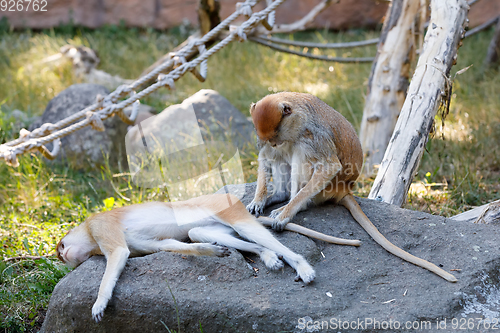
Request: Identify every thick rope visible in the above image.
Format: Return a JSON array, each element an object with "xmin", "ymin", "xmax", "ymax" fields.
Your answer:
[
  {"xmin": 250, "ymin": 0, "xmax": 484, "ymax": 62},
  {"xmin": 0, "ymin": 0, "xmax": 488, "ymax": 167},
  {"xmin": 253, "ymin": 35, "xmax": 380, "ymax": 49},
  {"xmin": 0, "ymin": 0, "xmax": 286, "ymax": 167},
  {"xmin": 250, "ymin": 36, "xmax": 375, "ymax": 63}
]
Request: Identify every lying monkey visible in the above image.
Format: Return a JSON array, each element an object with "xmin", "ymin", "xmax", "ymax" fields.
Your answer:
[
  {"xmin": 246, "ymin": 92, "xmax": 457, "ymax": 283},
  {"xmin": 56, "ymin": 193, "xmax": 317, "ymax": 322}
]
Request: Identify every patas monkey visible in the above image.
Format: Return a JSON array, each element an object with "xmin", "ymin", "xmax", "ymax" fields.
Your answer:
[
  {"xmin": 56, "ymin": 193, "xmax": 317, "ymax": 322},
  {"xmin": 247, "ymin": 92, "xmax": 457, "ymax": 283}
]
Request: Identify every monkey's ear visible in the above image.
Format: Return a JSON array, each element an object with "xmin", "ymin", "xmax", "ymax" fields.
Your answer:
[
  {"xmin": 250, "ymin": 102, "xmax": 256, "ymax": 115},
  {"xmin": 281, "ymin": 103, "xmax": 292, "ymax": 116}
]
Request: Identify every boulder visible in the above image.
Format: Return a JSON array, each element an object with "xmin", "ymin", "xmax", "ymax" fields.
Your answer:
[
  {"xmin": 126, "ymin": 89, "xmax": 253, "ymax": 151},
  {"xmin": 38, "ymin": 84, "xmax": 125, "ymax": 169},
  {"xmin": 174, "ymin": 89, "xmax": 254, "ymax": 148},
  {"xmin": 124, "ymin": 89, "xmax": 254, "ymax": 190},
  {"xmin": 124, "ymin": 103, "xmax": 155, "ymax": 126},
  {"xmin": 42, "ymin": 183, "xmax": 500, "ymax": 333},
  {"xmin": 37, "ymin": 84, "xmax": 155, "ymax": 170}
]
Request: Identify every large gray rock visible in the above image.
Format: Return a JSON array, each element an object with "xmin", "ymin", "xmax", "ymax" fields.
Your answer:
[
  {"xmin": 41, "ymin": 184, "xmax": 500, "ymax": 332},
  {"xmin": 38, "ymin": 84, "xmax": 155, "ymax": 170},
  {"xmin": 164, "ymin": 89, "xmax": 254, "ymax": 147},
  {"xmin": 125, "ymin": 89, "xmax": 254, "ymax": 154},
  {"xmin": 190, "ymin": 89, "xmax": 255, "ymax": 147},
  {"xmin": 40, "ymin": 84, "xmax": 128, "ymax": 169},
  {"xmin": 124, "ymin": 89, "xmax": 255, "ymax": 190}
]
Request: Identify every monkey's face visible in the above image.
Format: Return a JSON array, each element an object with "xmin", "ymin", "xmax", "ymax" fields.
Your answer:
[
  {"xmin": 56, "ymin": 228, "xmax": 92, "ymax": 268},
  {"xmin": 250, "ymin": 95, "xmax": 300, "ymax": 148}
]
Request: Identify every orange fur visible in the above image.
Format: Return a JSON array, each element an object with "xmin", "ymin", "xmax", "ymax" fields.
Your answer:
[{"xmin": 250, "ymin": 97, "xmax": 283, "ymax": 141}]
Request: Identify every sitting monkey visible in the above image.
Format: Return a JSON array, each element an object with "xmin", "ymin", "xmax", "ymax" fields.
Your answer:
[
  {"xmin": 246, "ymin": 92, "xmax": 457, "ymax": 283},
  {"xmin": 57, "ymin": 193, "xmax": 316, "ymax": 322}
]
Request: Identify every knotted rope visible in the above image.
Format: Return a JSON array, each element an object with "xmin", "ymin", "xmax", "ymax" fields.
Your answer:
[{"xmin": 0, "ymin": 0, "xmax": 285, "ymax": 167}]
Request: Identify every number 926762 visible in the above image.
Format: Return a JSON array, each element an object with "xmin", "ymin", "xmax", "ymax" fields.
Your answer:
[{"xmin": 1, "ymin": 0, "xmax": 47, "ymax": 11}]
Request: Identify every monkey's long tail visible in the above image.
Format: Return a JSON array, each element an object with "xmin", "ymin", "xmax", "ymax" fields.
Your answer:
[
  {"xmin": 340, "ymin": 194, "xmax": 457, "ymax": 283},
  {"xmin": 258, "ymin": 216, "xmax": 361, "ymax": 246}
]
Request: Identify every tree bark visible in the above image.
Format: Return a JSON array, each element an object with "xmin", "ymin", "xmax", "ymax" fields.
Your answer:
[
  {"xmin": 198, "ymin": 0, "xmax": 221, "ymax": 36},
  {"xmin": 484, "ymin": 16, "xmax": 500, "ymax": 70},
  {"xmin": 360, "ymin": 0, "xmax": 423, "ymax": 175},
  {"xmin": 451, "ymin": 199, "xmax": 500, "ymax": 224},
  {"xmin": 368, "ymin": 0, "xmax": 469, "ymax": 207}
]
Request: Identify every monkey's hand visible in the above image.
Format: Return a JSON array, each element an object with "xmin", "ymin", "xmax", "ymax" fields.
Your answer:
[
  {"xmin": 246, "ymin": 198, "xmax": 266, "ymax": 217},
  {"xmin": 210, "ymin": 243, "xmax": 231, "ymax": 257},
  {"xmin": 195, "ymin": 243, "xmax": 231, "ymax": 257},
  {"xmin": 269, "ymin": 206, "xmax": 290, "ymax": 232},
  {"xmin": 92, "ymin": 297, "xmax": 108, "ymax": 323}
]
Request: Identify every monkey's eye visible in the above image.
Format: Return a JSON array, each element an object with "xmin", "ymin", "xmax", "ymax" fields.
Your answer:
[{"xmin": 60, "ymin": 243, "xmax": 65, "ymax": 250}]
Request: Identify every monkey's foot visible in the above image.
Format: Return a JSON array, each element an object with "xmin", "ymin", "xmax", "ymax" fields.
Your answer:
[
  {"xmin": 195, "ymin": 243, "xmax": 231, "ymax": 257},
  {"xmin": 260, "ymin": 249, "xmax": 284, "ymax": 270},
  {"xmin": 294, "ymin": 263, "xmax": 316, "ymax": 284},
  {"xmin": 210, "ymin": 243, "xmax": 231, "ymax": 257},
  {"xmin": 246, "ymin": 199, "xmax": 266, "ymax": 217},
  {"xmin": 92, "ymin": 298, "xmax": 108, "ymax": 323},
  {"xmin": 269, "ymin": 207, "xmax": 290, "ymax": 231},
  {"xmin": 269, "ymin": 206, "xmax": 285, "ymax": 219},
  {"xmin": 216, "ymin": 246, "xmax": 231, "ymax": 257}
]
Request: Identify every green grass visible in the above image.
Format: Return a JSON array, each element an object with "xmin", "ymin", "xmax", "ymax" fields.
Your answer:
[{"xmin": 0, "ymin": 23, "xmax": 499, "ymax": 331}]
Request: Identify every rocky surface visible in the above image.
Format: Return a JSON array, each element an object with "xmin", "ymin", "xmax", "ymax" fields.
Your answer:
[
  {"xmin": 125, "ymin": 88, "xmax": 253, "ymax": 158},
  {"xmin": 2, "ymin": 0, "xmax": 497, "ymax": 30},
  {"xmin": 184, "ymin": 89, "xmax": 254, "ymax": 147},
  {"xmin": 42, "ymin": 183, "xmax": 500, "ymax": 333},
  {"xmin": 38, "ymin": 83, "xmax": 130, "ymax": 169},
  {"xmin": 38, "ymin": 86, "xmax": 246, "ymax": 171},
  {"xmin": 124, "ymin": 89, "xmax": 254, "ymax": 190}
]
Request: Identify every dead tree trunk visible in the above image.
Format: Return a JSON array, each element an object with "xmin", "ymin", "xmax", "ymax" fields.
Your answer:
[
  {"xmin": 368, "ymin": 0, "xmax": 469, "ymax": 207},
  {"xmin": 451, "ymin": 199, "xmax": 500, "ymax": 224},
  {"xmin": 360, "ymin": 0, "xmax": 423, "ymax": 175},
  {"xmin": 484, "ymin": 16, "xmax": 500, "ymax": 70},
  {"xmin": 198, "ymin": 0, "xmax": 221, "ymax": 36}
]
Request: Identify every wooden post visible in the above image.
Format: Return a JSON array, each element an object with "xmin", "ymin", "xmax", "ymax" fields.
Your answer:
[
  {"xmin": 140, "ymin": 0, "xmax": 221, "ymax": 80},
  {"xmin": 484, "ymin": 16, "xmax": 500, "ymax": 70},
  {"xmin": 198, "ymin": 0, "xmax": 221, "ymax": 36},
  {"xmin": 360, "ymin": 0, "xmax": 423, "ymax": 175},
  {"xmin": 368, "ymin": 0, "xmax": 469, "ymax": 207}
]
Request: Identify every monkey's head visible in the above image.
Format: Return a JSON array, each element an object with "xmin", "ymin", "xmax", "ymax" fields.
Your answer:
[
  {"xmin": 56, "ymin": 224, "xmax": 94, "ymax": 268},
  {"xmin": 250, "ymin": 93, "xmax": 305, "ymax": 148}
]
